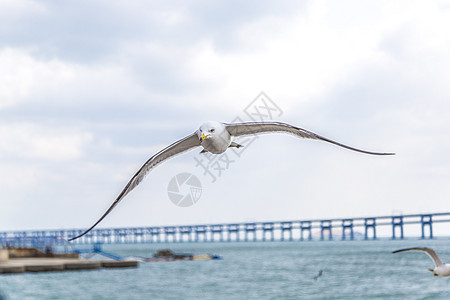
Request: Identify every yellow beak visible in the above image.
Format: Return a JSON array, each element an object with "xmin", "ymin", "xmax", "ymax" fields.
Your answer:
[{"xmin": 200, "ymin": 133, "xmax": 208, "ymax": 142}]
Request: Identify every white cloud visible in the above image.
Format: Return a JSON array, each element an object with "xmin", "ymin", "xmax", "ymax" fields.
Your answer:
[
  {"xmin": 1, "ymin": 0, "xmax": 450, "ymax": 232},
  {"xmin": 0, "ymin": 123, "xmax": 92, "ymax": 161},
  {"xmin": 0, "ymin": 47, "xmax": 161, "ymax": 117},
  {"xmin": 183, "ymin": 2, "xmax": 388, "ymax": 111},
  {"xmin": 0, "ymin": 48, "xmax": 70, "ymax": 108}
]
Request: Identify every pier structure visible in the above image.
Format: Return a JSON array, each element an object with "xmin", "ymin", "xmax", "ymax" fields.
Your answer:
[
  {"xmin": 227, "ymin": 224, "xmax": 239, "ymax": 242},
  {"xmin": 2, "ymin": 212, "xmax": 450, "ymax": 245},
  {"xmin": 211, "ymin": 225, "xmax": 224, "ymax": 242},
  {"xmin": 364, "ymin": 218, "xmax": 376, "ymax": 240},
  {"xmin": 391, "ymin": 216, "xmax": 404, "ymax": 239},
  {"xmin": 195, "ymin": 225, "xmax": 207, "ymax": 242},
  {"xmin": 262, "ymin": 222, "xmax": 275, "ymax": 242},
  {"xmin": 244, "ymin": 223, "xmax": 257, "ymax": 242},
  {"xmin": 179, "ymin": 226, "xmax": 193, "ymax": 242},
  {"xmin": 320, "ymin": 220, "xmax": 332, "ymax": 241},
  {"xmin": 421, "ymin": 215, "xmax": 433, "ymax": 239},
  {"xmin": 281, "ymin": 222, "xmax": 293, "ymax": 241},
  {"xmin": 300, "ymin": 221, "xmax": 312, "ymax": 241},
  {"xmin": 341, "ymin": 219, "xmax": 354, "ymax": 240}
]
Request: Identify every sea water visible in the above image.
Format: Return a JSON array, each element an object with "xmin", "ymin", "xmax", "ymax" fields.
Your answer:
[{"xmin": 1, "ymin": 239, "xmax": 450, "ymax": 299}]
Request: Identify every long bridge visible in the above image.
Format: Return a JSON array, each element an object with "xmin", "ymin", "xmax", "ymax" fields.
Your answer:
[{"xmin": 1, "ymin": 212, "xmax": 450, "ymax": 245}]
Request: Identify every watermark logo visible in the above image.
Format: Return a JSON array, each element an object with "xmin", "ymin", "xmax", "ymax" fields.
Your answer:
[
  {"xmin": 243, "ymin": 91, "xmax": 283, "ymax": 121},
  {"xmin": 167, "ymin": 173, "xmax": 202, "ymax": 207}
]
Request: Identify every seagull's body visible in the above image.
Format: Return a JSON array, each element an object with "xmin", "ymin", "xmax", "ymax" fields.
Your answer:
[
  {"xmin": 313, "ymin": 270, "xmax": 323, "ymax": 281},
  {"xmin": 69, "ymin": 121, "xmax": 394, "ymax": 241},
  {"xmin": 393, "ymin": 247, "xmax": 450, "ymax": 277}
]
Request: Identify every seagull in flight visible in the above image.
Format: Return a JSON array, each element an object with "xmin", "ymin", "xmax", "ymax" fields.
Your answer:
[
  {"xmin": 313, "ymin": 269, "xmax": 323, "ymax": 281},
  {"xmin": 393, "ymin": 247, "xmax": 450, "ymax": 277},
  {"xmin": 69, "ymin": 121, "xmax": 394, "ymax": 241}
]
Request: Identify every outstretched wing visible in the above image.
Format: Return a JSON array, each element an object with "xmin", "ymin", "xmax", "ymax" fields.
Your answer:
[
  {"xmin": 69, "ymin": 132, "xmax": 200, "ymax": 241},
  {"xmin": 225, "ymin": 121, "xmax": 394, "ymax": 155},
  {"xmin": 393, "ymin": 247, "xmax": 444, "ymax": 267}
]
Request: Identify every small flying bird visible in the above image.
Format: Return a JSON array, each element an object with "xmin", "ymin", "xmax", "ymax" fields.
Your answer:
[
  {"xmin": 69, "ymin": 121, "xmax": 394, "ymax": 241},
  {"xmin": 313, "ymin": 269, "xmax": 323, "ymax": 281},
  {"xmin": 392, "ymin": 247, "xmax": 450, "ymax": 277}
]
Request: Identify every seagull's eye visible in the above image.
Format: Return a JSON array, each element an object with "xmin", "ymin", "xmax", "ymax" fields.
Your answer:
[{"xmin": 210, "ymin": 129, "xmax": 215, "ymax": 133}]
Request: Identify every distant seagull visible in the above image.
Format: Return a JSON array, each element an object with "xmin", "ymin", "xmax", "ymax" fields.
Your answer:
[
  {"xmin": 313, "ymin": 269, "xmax": 323, "ymax": 281},
  {"xmin": 69, "ymin": 121, "xmax": 394, "ymax": 241},
  {"xmin": 393, "ymin": 247, "xmax": 450, "ymax": 277}
]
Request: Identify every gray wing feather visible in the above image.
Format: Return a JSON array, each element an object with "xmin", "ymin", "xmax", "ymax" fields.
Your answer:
[
  {"xmin": 392, "ymin": 247, "xmax": 444, "ymax": 267},
  {"xmin": 69, "ymin": 132, "xmax": 200, "ymax": 241},
  {"xmin": 225, "ymin": 121, "xmax": 394, "ymax": 155}
]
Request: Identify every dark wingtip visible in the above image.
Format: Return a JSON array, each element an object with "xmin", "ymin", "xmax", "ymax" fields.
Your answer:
[
  {"xmin": 392, "ymin": 248, "xmax": 407, "ymax": 254},
  {"xmin": 372, "ymin": 152, "xmax": 395, "ymax": 156},
  {"xmin": 359, "ymin": 151, "xmax": 395, "ymax": 156},
  {"xmin": 67, "ymin": 224, "xmax": 98, "ymax": 242},
  {"xmin": 68, "ymin": 233, "xmax": 83, "ymax": 242}
]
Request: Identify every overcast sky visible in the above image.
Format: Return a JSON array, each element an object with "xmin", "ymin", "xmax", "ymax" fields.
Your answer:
[{"xmin": 1, "ymin": 0, "xmax": 450, "ymax": 233}]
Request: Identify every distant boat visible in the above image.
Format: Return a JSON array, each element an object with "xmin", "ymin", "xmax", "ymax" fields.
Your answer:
[{"xmin": 143, "ymin": 249, "xmax": 222, "ymax": 262}]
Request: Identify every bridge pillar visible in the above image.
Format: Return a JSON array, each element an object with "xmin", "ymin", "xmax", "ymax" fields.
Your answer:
[
  {"xmin": 97, "ymin": 229, "xmax": 108, "ymax": 244},
  {"xmin": 125, "ymin": 228, "xmax": 132, "ymax": 243},
  {"xmin": 195, "ymin": 225, "xmax": 207, "ymax": 242},
  {"xmin": 68, "ymin": 230, "xmax": 83, "ymax": 244},
  {"xmin": 364, "ymin": 218, "xmax": 377, "ymax": 240},
  {"xmin": 116, "ymin": 228, "xmax": 127, "ymax": 243},
  {"xmin": 227, "ymin": 224, "xmax": 239, "ymax": 242},
  {"xmin": 421, "ymin": 215, "xmax": 433, "ymax": 239},
  {"xmin": 128, "ymin": 229, "xmax": 135, "ymax": 243},
  {"xmin": 164, "ymin": 227, "xmax": 176, "ymax": 242},
  {"xmin": 133, "ymin": 228, "xmax": 145, "ymax": 243},
  {"xmin": 84, "ymin": 231, "xmax": 95, "ymax": 244},
  {"xmin": 29, "ymin": 231, "xmax": 38, "ymax": 240},
  {"xmin": 391, "ymin": 216, "xmax": 404, "ymax": 239},
  {"xmin": 150, "ymin": 227, "xmax": 161, "ymax": 243},
  {"xmin": 281, "ymin": 222, "xmax": 293, "ymax": 241},
  {"xmin": 179, "ymin": 226, "xmax": 192, "ymax": 242},
  {"xmin": 14, "ymin": 232, "xmax": 27, "ymax": 247},
  {"xmin": 300, "ymin": 221, "xmax": 312, "ymax": 241},
  {"xmin": 245, "ymin": 223, "xmax": 257, "ymax": 241},
  {"xmin": 47, "ymin": 230, "xmax": 62, "ymax": 241},
  {"xmin": 211, "ymin": 225, "xmax": 224, "ymax": 242},
  {"xmin": 262, "ymin": 223, "xmax": 274, "ymax": 241},
  {"xmin": 341, "ymin": 219, "xmax": 354, "ymax": 240},
  {"xmin": 143, "ymin": 228, "xmax": 152, "ymax": 243},
  {"xmin": 29, "ymin": 231, "xmax": 39, "ymax": 245},
  {"xmin": 89, "ymin": 229, "xmax": 98, "ymax": 243},
  {"xmin": 320, "ymin": 220, "xmax": 332, "ymax": 240}
]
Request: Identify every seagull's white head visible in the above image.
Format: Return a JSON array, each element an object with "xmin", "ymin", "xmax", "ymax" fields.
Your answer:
[
  {"xmin": 196, "ymin": 121, "xmax": 230, "ymax": 154},
  {"xmin": 197, "ymin": 121, "xmax": 223, "ymax": 143}
]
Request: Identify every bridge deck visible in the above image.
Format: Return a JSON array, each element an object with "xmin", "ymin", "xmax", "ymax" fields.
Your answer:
[{"xmin": 1, "ymin": 212, "xmax": 450, "ymax": 245}]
